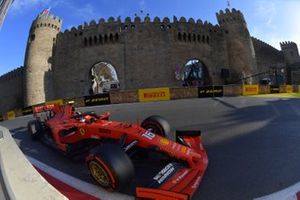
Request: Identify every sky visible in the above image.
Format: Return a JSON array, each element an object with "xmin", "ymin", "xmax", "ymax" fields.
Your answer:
[{"xmin": 0, "ymin": 0, "xmax": 299, "ymax": 76}]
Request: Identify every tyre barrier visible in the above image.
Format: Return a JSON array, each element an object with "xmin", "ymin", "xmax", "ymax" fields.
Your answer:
[{"xmin": 0, "ymin": 126, "xmax": 68, "ymax": 200}]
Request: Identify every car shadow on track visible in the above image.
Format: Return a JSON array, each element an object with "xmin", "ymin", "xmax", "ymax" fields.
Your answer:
[{"xmin": 192, "ymin": 98, "xmax": 300, "ymax": 200}]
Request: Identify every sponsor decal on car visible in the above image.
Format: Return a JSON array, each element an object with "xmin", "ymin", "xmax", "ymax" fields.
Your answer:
[
  {"xmin": 172, "ymin": 170, "xmax": 189, "ymax": 184},
  {"xmin": 142, "ymin": 130, "xmax": 156, "ymax": 140},
  {"xmin": 153, "ymin": 163, "xmax": 175, "ymax": 184},
  {"xmin": 159, "ymin": 138, "xmax": 170, "ymax": 145},
  {"xmin": 191, "ymin": 175, "xmax": 202, "ymax": 189},
  {"xmin": 79, "ymin": 128, "xmax": 85, "ymax": 136},
  {"xmin": 98, "ymin": 128, "xmax": 111, "ymax": 134}
]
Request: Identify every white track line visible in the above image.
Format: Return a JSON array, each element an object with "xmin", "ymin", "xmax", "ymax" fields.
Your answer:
[
  {"xmin": 27, "ymin": 156, "xmax": 134, "ymax": 200},
  {"xmin": 254, "ymin": 182, "xmax": 300, "ymax": 200}
]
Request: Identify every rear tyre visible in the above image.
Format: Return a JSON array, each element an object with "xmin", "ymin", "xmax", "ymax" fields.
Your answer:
[
  {"xmin": 86, "ymin": 143, "xmax": 134, "ymax": 191},
  {"xmin": 27, "ymin": 120, "xmax": 42, "ymax": 140},
  {"xmin": 141, "ymin": 115, "xmax": 171, "ymax": 138}
]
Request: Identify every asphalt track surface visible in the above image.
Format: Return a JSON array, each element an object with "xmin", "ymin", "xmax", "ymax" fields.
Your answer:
[{"xmin": 2, "ymin": 96, "xmax": 300, "ymax": 200}]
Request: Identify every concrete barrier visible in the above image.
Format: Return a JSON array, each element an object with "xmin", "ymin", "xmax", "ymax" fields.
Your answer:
[
  {"xmin": 170, "ymin": 87, "xmax": 198, "ymax": 100},
  {"xmin": 110, "ymin": 90, "xmax": 138, "ymax": 104},
  {"xmin": 0, "ymin": 126, "xmax": 68, "ymax": 200},
  {"xmin": 223, "ymin": 85, "xmax": 242, "ymax": 96}
]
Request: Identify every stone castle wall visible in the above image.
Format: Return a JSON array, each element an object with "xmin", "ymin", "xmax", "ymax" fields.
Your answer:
[
  {"xmin": 0, "ymin": 8, "xmax": 297, "ymax": 114},
  {"xmin": 0, "ymin": 67, "xmax": 24, "ymax": 114},
  {"xmin": 52, "ymin": 16, "xmax": 228, "ymax": 99},
  {"xmin": 252, "ymin": 37, "xmax": 285, "ymax": 73}
]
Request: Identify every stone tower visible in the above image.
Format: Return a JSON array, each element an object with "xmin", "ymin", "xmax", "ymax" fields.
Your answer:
[
  {"xmin": 216, "ymin": 8, "xmax": 258, "ymax": 83},
  {"xmin": 24, "ymin": 10, "xmax": 62, "ymax": 106},
  {"xmin": 280, "ymin": 41, "xmax": 300, "ymax": 65}
]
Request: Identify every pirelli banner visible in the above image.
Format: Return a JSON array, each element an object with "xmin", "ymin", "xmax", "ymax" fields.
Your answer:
[
  {"xmin": 22, "ymin": 106, "xmax": 33, "ymax": 115},
  {"xmin": 139, "ymin": 87, "xmax": 170, "ymax": 102},
  {"xmin": 198, "ymin": 86, "xmax": 224, "ymax": 98},
  {"xmin": 84, "ymin": 93, "xmax": 111, "ymax": 106},
  {"xmin": 243, "ymin": 85, "xmax": 259, "ymax": 96},
  {"xmin": 286, "ymin": 85, "xmax": 293, "ymax": 93},
  {"xmin": 7, "ymin": 111, "xmax": 16, "ymax": 120}
]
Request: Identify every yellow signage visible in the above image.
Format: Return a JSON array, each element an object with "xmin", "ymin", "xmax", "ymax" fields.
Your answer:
[
  {"xmin": 243, "ymin": 85, "xmax": 259, "ymax": 95},
  {"xmin": 45, "ymin": 99, "xmax": 63, "ymax": 105},
  {"xmin": 286, "ymin": 85, "xmax": 293, "ymax": 93},
  {"xmin": 138, "ymin": 88, "xmax": 170, "ymax": 102},
  {"xmin": 7, "ymin": 111, "xmax": 16, "ymax": 120}
]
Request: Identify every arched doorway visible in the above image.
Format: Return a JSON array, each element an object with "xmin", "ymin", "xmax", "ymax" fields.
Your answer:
[
  {"xmin": 90, "ymin": 62, "xmax": 120, "ymax": 94},
  {"xmin": 180, "ymin": 59, "xmax": 211, "ymax": 86}
]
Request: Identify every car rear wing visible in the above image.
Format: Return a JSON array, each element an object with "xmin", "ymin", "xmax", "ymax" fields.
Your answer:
[{"xmin": 32, "ymin": 104, "xmax": 61, "ymax": 117}]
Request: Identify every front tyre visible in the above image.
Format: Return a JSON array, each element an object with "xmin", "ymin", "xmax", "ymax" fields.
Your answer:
[
  {"xmin": 141, "ymin": 115, "xmax": 171, "ymax": 138},
  {"xmin": 86, "ymin": 143, "xmax": 134, "ymax": 191}
]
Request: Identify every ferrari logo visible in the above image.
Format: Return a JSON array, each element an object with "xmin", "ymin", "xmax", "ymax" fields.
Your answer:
[{"xmin": 79, "ymin": 128, "xmax": 85, "ymax": 136}]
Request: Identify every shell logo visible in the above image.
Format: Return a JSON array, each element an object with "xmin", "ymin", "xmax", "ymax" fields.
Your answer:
[{"xmin": 159, "ymin": 138, "xmax": 170, "ymax": 145}]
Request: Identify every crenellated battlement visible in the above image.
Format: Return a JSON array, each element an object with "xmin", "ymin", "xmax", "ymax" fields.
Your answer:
[
  {"xmin": 280, "ymin": 41, "xmax": 298, "ymax": 49},
  {"xmin": 31, "ymin": 14, "xmax": 62, "ymax": 32},
  {"xmin": 60, "ymin": 15, "xmax": 218, "ymax": 36},
  {"xmin": 216, "ymin": 8, "xmax": 245, "ymax": 25},
  {"xmin": 0, "ymin": 66, "xmax": 24, "ymax": 82},
  {"xmin": 252, "ymin": 37, "xmax": 281, "ymax": 52}
]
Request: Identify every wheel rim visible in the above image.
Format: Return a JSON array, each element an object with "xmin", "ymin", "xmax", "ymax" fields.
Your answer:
[{"xmin": 89, "ymin": 160, "xmax": 111, "ymax": 187}]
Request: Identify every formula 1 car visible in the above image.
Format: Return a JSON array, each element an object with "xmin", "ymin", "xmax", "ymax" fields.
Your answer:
[{"xmin": 27, "ymin": 104, "xmax": 208, "ymax": 200}]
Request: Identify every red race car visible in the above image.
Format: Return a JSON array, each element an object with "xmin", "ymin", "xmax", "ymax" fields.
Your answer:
[{"xmin": 27, "ymin": 104, "xmax": 208, "ymax": 200}]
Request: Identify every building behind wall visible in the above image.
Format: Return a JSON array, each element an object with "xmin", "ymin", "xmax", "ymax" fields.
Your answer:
[
  {"xmin": 0, "ymin": 7, "xmax": 299, "ymax": 114},
  {"xmin": 0, "ymin": 0, "xmax": 13, "ymax": 28}
]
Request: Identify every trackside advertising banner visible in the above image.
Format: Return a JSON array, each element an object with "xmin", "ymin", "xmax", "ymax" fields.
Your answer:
[
  {"xmin": 0, "ymin": 115, "xmax": 3, "ymax": 121},
  {"xmin": 243, "ymin": 85, "xmax": 259, "ymax": 95},
  {"xmin": 7, "ymin": 111, "xmax": 15, "ymax": 120},
  {"xmin": 22, "ymin": 106, "xmax": 33, "ymax": 115},
  {"xmin": 270, "ymin": 86, "xmax": 280, "ymax": 94},
  {"xmin": 286, "ymin": 85, "xmax": 293, "ymax": 93},
  {"xmin": 198, "ymin": 86, "xmax": 224, "ymax": 98},
  {"xmin": 84, "ymin": 93, "xmax": 110, "ymax": 106},
  {"xmin": 45, "ymin": 99, "xmax": 64, "ymax": 105},
  {"xmin": 139, "ymin": 88, "xmax": 170, "ymax": 102}
]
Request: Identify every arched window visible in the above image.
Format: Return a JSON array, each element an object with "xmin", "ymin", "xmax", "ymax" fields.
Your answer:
[
  {"xmin": 109, "ymin": 34, "xmax": 114, "ymax": 42},
  {"xmin": 183, "ymin": 33, "xmax": 187, "ymax": 42},
  {"xmin": 104, "ymin": 34, "xmax": 108, "ymax": 43},
  {"xmin": 193, "ymin": 34, "xmax": 196, "ymax": 42},
  {"xmin": 84, "ymin": 38, "xmax": 88, "ymax": 46},
  {"xmin": 206, "ymin": 36, "xmax": 210, "ymax": 44},
  {"xmin": 181, "ymin": 59, "xmax": 211, "ymax": 86},
  {"xmin": 90, "ymin": 62, "xmax": 120, "ymax": 94},
  {"xmin": 115, "ymin": 33, "xmax": 119, "ymax": 42},
  {"xmin": 89, "ymin": 37, "xmax": 92, "ymax": 45},
  {"xmin": 99, "ymin": 35, "xmax": 103, "ymax": 44},
  {"xmin": 197, "ymin": 35, "xmax": 201, "ymax": 42},
  {"xmin": 188, "ymin": 33, "xmax": 191, "ymax": 42},
  {"xmin": 178, "ymin": 32, "xmax": 182, "ymax": 41},
  {"xmin": 94, "ymin": 36, "xmax": 98, "ymax": 44},
  {"xmin": 30, "ymin": 34, "xmax": 35, "ymax": 42},
  {"xmin": 202, "ymin": 35, "xmax": 205, "ymax": 43}
]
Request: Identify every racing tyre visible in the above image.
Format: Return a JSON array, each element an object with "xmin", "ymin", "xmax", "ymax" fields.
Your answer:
[
  {"xmin": 141, "ymin": 115, "xmax": 171, "ymax": 138},
  {"xmin": 27, "ymin": 120, "xmax": 42, "ymax": 140},
  {"xmin": 87, "ymin": 143, "xmax": 134, "ymax": 191}
]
